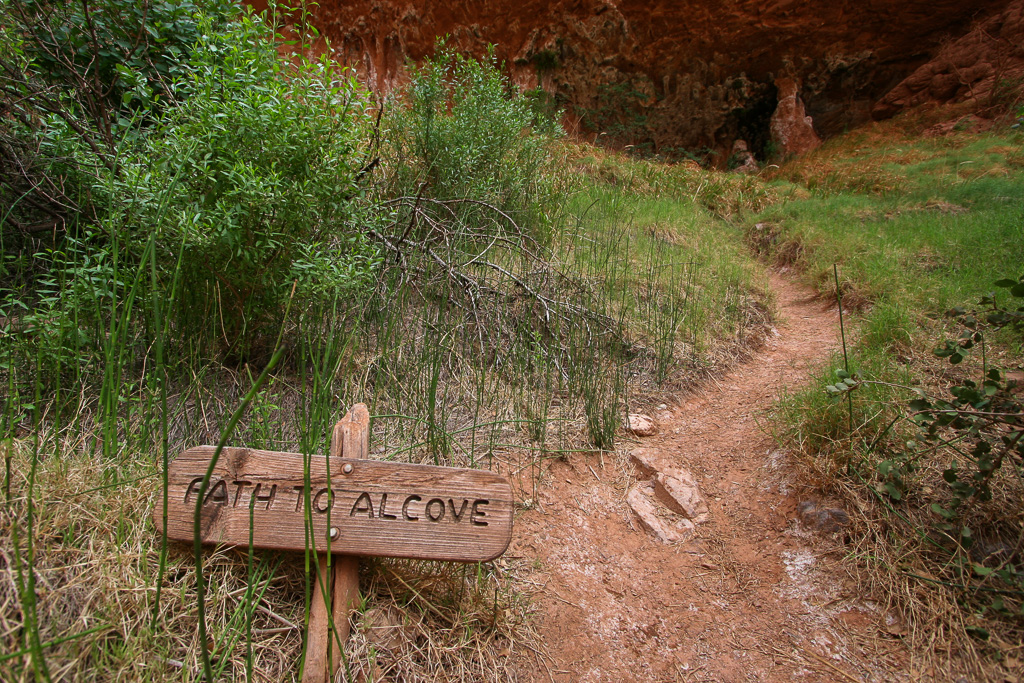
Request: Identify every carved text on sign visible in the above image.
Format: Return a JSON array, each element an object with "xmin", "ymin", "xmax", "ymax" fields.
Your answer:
[
  {"xmin": 156, "ymin": 446, "xmax": 514, "ymax": 562},
  {"xmin": 183, "ymin": 477, "xmax": 493, "ymax": 526}
]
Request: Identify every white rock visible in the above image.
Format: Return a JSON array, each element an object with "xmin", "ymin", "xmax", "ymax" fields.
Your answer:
[
  {"xmin": 627, "ymin": 482, "xmax": 696, "ymax": 544},
  {"xmin": 626, "ymin": 413, "xmax": 657, "ymax": 437},
  {"xmin": 654, "ymin": 467, "xmax": 710, "ymax": 523},
  {"xmin": 629, "ymin": 448, "xmax": 659, "ymax": 478}
]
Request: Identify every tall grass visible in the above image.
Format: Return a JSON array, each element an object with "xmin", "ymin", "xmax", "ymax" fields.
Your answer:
[
  {"xmin": 0, "ymin": 13, "xmax": 775, "ymax": 682},
  {"xmin": 0, "ymin": 172, "xmax": 766, "ymax": 681}
]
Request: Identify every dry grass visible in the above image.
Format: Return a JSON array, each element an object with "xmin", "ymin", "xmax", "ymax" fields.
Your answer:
[
  {"xmin": 342, "ymin": 557, "xmax": 539, "ymax": 682},
  {"xmin": 800, "ymin": 475, "xmax": 1024, "ymax": 681},
  {"xmin": 773, "ymin": 341, "xmax": 1024, "ymax": 681},
  {"xmin": 0, "ymin": 423, "xmax": 542, "ymax": 683},
  {"xmin": 554, "ymin": 142, "xmax": 781, "ymax": 219}
]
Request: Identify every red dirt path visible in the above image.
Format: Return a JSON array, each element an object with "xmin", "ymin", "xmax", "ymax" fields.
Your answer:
[{"xmin": 509, "ymin": 273, "xmax": 910, "ymax": 682}]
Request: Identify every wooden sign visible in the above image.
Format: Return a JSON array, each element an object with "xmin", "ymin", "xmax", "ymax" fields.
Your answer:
[
  {"xmin": 154, "ymin": 405, "xmax": 516, "ymax": 683},
  {"xmin": 155, "ymin": 445, "xmax": 514, "ymax": 563}
]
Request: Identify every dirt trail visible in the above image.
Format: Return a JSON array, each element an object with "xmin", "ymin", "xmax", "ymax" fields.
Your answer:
[{"xmin": 509, "ymin": 273, "xmax": 909, "ymax": 682}]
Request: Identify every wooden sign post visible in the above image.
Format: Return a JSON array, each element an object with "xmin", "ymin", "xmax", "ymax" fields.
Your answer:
[
  {"xmin": 154, "ymin": 404, "xmax": 514, "ymax": 682},
  {"xmin": 306, "ymin": 404, "xmax": 368, "ymax": 683}
]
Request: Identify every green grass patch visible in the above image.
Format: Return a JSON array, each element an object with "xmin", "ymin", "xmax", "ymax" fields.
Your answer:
[
  {"xmin": 758, "ymin": 119, "xmax": 1024, "ymax": 676},
  {"xmin": 755, "ymin": 132, "xmax": 1024, "ymax": 310}
]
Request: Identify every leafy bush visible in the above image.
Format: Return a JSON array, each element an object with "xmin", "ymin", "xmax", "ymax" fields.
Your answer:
[
  {"xmin": 384, "ymin": 43, "xmax": 559, "ymax": 244},
  {"xmin": 2, "ymin": 5, "xmax": 384, "ymax": 370},
  {"xmin": 822, "ymin": 274, "xmax": 1024, "ymax": 625},
  {"xmin": 0, "ymin": 0, "xmax": 237, "ymax": 236},
  {"xmin": 16, "ymin": 0, "xmax": 236, "ymax": 112},
  {"xmin": 107, "ymin": 12, "xmax": 381, "ymax": 360},
  {"xmin": 923, "ymin": 276, "xmax": 1024, "ymax": 516}
]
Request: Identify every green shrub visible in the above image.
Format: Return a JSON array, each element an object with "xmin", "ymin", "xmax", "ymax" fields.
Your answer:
[
  {"xmin": 12, "ymin": 0, "xmax": 236, "ymax": 112},
  {"xmin": 109, "ymin": 13, "xmax": 381, "ymax": 360},
  {"xmin": 0, "ymin": 0, "xmax": 238, "ymax": 236},
  {"xmin": 576, "ymin": 79, "xmax": 652, "ymax": 148},
  {"xmin": 384, "ymin": 43, "xmax": 559, "ymax": 244}
]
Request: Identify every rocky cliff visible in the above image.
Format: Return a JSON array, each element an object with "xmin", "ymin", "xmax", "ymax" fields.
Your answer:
[
  {"xmin": 258, "ymin": 0, "xmax": 1019, "ymax": 160},
  {"xmin": 874, "ymin": 1, "xmax": 1024, "ymax": 120}
]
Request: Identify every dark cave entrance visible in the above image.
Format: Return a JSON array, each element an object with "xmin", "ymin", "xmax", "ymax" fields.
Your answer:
[{"xmin": 721, "ymin": 84, "xmax": 778, "ymax": 161}]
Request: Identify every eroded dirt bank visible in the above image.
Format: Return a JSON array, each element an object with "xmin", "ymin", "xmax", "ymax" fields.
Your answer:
[{"xmin": 508, "ymin": 273, "xmax": 910, "ymax": 682}]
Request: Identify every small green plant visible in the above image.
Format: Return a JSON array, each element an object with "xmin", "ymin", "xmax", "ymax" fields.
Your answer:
[
  {"xmin": 921, "ymin": 275, "xmax": 1023, "ymax": 513},
  {"xmin": 907, "ymin": 277, "xmax": 1023, "ymax": 620},
  {"xmin": 530, "ymin": 49, "xmax": 560, "ymax": 75},
  {"xmin": 823, "ymin": 274, "xmax": 1024, "ymax": 617},
  {"xmin": 576, "ymin": 79, "xmax": 653, "ymax": 148}
]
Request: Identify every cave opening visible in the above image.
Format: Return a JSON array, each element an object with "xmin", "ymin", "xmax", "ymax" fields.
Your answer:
[{"xmin": 723, "ymin": 84, "xmax": 778, "ymax": 161}]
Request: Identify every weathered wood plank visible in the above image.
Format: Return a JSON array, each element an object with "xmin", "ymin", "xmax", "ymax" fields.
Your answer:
[
  {"xmin": 327, "ymin": 405, "xmax": 367, "ymax": 675},
  {"xmin": 304, "ymin": 404, "xmax": 370, "ymax": 683},
  {"xmin": 303, "ymin": 555, "xmax": 332, "ymax": 683},
  {"xmin": 155, "ymin": 445, "xmax": 514, "ymax": 562}
]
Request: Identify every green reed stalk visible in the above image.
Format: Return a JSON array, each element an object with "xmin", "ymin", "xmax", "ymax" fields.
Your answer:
[
  {"xmin": 193, "ymin": 345, "xmax": 284, "ymax": 683},
  {"xmin": 10, "ymin": 352, "xmax": 53, "ymax": 681},
  {"xmin": 834, "ymin": 264, "xmax": 854, "ymax": 434}
]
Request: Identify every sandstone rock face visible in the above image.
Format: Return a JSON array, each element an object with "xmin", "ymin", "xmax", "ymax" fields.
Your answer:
[
  {"xmin": 258, "ymin": 0, "xmax": 1016, "ymax": 158},
  {"xmin": 874, "ymin": 0, "xmax": 1024, "ymax": 119},
  {"xmin": 770, "ymin": 78, "xmax": 822, "ymax": 158}
]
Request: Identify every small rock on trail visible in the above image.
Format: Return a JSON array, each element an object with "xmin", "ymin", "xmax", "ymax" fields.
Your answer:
[
  {"xmin": 798, "ymin": 501, "xmax": 852, "ymax": 534},
  {"xmin": 653, "ymin": 467, "xmax": 710, "ymax": 524},
  {"xmin": 626, "ymin": 481, "xmax": 696, "ymax": 544},
  {"xmin": 625, "ymin": 413, "xmax": 657, "ymax": 437}
]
